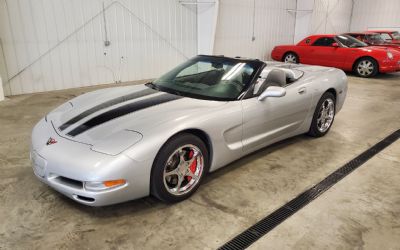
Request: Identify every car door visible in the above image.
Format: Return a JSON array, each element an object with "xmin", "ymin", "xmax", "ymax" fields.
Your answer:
[
  {"xmin": 296, "ymin": 45, "xmax": 314, "ymax": 64},
  {"xmin": 241, "ymin": 78, "xmax": 313, "ymax": 152},
  {"xmin": 308, "ymin": 37, "xmax": 347, "ymax": 68}
]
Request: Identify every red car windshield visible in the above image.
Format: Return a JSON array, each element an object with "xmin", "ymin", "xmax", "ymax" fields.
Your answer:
[
  {"xmin": 336, "ymin": 35, "xmax": 368, "ymax": 48},
  {"xmin": 392, "ymin": 31, "xmax": 400, "ymax": 40},
  {"xmin": 366, "ymin": 34, "xmax": 386, "ymax": 44}
]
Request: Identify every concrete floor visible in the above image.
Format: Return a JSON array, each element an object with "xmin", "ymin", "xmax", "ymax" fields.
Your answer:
[{"xmin": 0, "ymin": 74, "xmax": 399, "ymax": 249}]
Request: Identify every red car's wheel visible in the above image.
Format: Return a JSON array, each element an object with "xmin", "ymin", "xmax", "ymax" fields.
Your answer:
[
  {"xmin": 354, "ymin": 57, "xmax": 378, "ymax": 77},
  {"xmin": 283, "ymin": 52, "xmax": 299, "ymax": 64}
]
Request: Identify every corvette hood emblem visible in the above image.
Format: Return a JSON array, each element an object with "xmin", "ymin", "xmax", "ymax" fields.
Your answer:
[{"xmin": 46, "ymin": 137, "xmax": 57, "ymax": 146}]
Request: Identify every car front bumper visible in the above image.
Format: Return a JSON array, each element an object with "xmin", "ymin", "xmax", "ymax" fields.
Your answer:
[
  {"xmin": 379, "ymin": 60, "xmax": 400, "ymax": 73},
  {"xmin": 31, "ymin": 118, "xmax": 152, "ymax": 206},
  {"xmin": 32, "ymin": 164, "xmax": 132, "ymax": 206}
]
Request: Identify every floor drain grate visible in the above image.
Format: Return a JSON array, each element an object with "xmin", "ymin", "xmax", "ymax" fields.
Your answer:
[{"xmin": 219, "ymin": 129, "xmax": 400, "ymax": 250}]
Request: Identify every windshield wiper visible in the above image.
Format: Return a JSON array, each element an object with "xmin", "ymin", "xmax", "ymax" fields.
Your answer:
[
  {"xmin": 146, "ymin": 82, "xmax": 185, "ymax": 97},
  {"xmin": 170, "ymin": 90, "xmax": 184, "ymax": 96},
  {"xmin": 145, "ymin": 82, "xmax": 160, "ymax": 91}
]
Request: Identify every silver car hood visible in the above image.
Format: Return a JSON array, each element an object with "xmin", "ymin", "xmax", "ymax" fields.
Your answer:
[{"xmin": 48, "ymin": 84, "xmax": 227, "ymax": 154}]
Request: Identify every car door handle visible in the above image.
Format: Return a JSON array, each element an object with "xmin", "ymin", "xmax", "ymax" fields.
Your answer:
[{"xmin": 298, "ymin": 87, "xmax": 306, "ymax": 94}]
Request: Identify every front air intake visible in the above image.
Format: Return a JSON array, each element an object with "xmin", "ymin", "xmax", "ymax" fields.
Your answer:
[
  {"xmin": 75, "ymin": 195, "xmax": 95, "ymax": 203},
  {"xmin": 55, "ymin": 176, "xmax": 83, "ymax": 189}
]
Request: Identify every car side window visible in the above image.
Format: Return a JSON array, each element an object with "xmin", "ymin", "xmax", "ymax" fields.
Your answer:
[
  {"xmin": 356, "ymin": 35, "xmax": 365, "ymax": 41},
  {"xmin": 253, "ymin": 76, "xmax": 266, "ymax": 95},
  {"xmin": 312, "ymin": 37, "xmax": 336, "ymax": 46},
  {"xmin": 351, "ymin": 34, "xmax": 364, "ymax": 40}
]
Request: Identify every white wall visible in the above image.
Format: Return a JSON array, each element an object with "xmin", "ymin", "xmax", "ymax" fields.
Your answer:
[
  {"xmin": 293, "ymin": 0, "xmax": 314, "ymax": 43},
  {"xmin": 197, "ymin": 0, "xmax": 218, "ymax": 55},
  {"xmin": 213, "ymin": 0, "xmax": 297, "ymax": 60},
  {"xmin": 212, "ymin": 0, "xmax": 354, "ymax": 60},
  {"xmin": 0, "ymin": 37, "xmax": 9, "ymax": 96},
  {"xmin": 310, "ymin": 0, "xmax": 353, "ymax": 34},
  {"xmin": 0, "ymin": 0, "xmax": 197, "ymax": 95},
  {"xmin": 0, "ymin": 76, "xmax": 4, "ymax": 101},
  {"xmin": 350, "ymin": 0, "xmax": 400, "ymax": 32}
]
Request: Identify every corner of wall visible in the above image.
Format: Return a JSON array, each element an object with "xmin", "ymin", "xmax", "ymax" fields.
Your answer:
[
  {"xmin": 197, "ymin": 0, "xmax": 219, "ymax": 55},
  {"xmin": 0, "ymin": 76, "xmax": 5, "ymax": 101}
]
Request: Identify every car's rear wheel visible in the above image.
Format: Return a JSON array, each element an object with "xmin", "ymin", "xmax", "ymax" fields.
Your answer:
[
  {"xmin": 308, "ymin": 92, "xmax": 336, "ymax": 137},
  {"xmin": 150, "ymin": 133, "xmax": 209, "ymax": 203},
  {"xmin": 283, "ymin": 52, "xmax": 299, "ymax": 64},
  {"xmin": 354, "ymin": 57, "xmax": 378, "ymax": 77}
]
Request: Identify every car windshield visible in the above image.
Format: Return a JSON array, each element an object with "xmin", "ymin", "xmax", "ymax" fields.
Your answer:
[
  {"xmin": 336, "ymin": 35, "xmax": 368, "ymax": 48},
  {"xmin": 392, "ymin": 31, "xmax": 400, "ymax": 40},
  {"xmin": 149, "ymin": 56, "xmax": 263, "ymax": 101},
  {"xmin": 366, "ymin": 34, "xmax": 386, "ymax": 44}
]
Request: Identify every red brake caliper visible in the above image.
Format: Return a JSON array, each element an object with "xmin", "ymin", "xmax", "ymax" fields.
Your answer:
[{"xmin": 186, "ymin": 150, "xmax": 197, "ymax": 181}]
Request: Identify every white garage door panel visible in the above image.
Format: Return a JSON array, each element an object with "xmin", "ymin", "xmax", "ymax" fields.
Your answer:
[
  {"xmin": 0, "ymin": 0, "xmax": 197, "ymax": 95},
  {"xmin": 311, "ymin": 0, "xmax": 352, "ymax": 34},
  {"xmin": 214, "ymin": 0, "xmax": 296, "ymax": 60},
  {"xmin": 351, "ymin": 0, "xmax": 400, "ymax": 32}
]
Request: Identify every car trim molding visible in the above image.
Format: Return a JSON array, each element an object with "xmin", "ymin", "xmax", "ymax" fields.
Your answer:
[
  {"xmin": 66, "ymin": 93, "xmax": 183, "ymax": 137},
  {"xmin": 59, "ymin": 87, "xmax": 158, "ymax": 131}
]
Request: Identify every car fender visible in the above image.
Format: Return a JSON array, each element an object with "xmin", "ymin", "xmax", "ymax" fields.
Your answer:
[{"xmin": 122, "ymin": 101, "xmax": 245, "ymax": 171}]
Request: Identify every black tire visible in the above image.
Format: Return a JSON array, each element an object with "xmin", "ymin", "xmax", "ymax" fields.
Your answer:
[
  {"xmin": 308, "ymin": 92, "xmax": 336, "ymax": 137},
  {"xmin": 353, "ymin": 57, "xmax": 378, "ymax": 78},
  {"xmin": 150, "ymin": 133, "xmax": 209, "ymax": 203},
  {"xmin": 283, "ymin": 52, "xmax": 299, "ymax": 64}
]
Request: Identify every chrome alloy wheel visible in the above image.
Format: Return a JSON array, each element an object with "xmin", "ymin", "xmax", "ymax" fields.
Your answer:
[
  {"xmin": 284, "ymin": 54, "xmax": 297, "ymax": 63},
  {"xmin": 317, "ymin": 98, "xmax": 335, "ymax": 133},
  {"xmin": 163, "ymin": 144, "xmax": 204, "ymax": 196},
  {"xmin": 356, "ymin": 60, "xmax": 374, "ymax": 76}
]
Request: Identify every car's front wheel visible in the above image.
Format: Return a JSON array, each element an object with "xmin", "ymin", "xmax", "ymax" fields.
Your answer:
[
  {"xmin": 354, "ymin": 57, "xmax": 378, "ymax": 77},
  {"xmin": 308, "ymin": 92, "xmax": 336, "ymax": 137},
  {"xmin": 150, "ymin": 133, "xmax": 209, "ymax": 202},
  {"xmin": 283, "ymin": 52, "xmax": 299, "ymax": 64}
]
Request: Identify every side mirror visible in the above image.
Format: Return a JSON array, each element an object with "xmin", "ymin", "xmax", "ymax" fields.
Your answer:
[
  {"xmin": 332, "ymin": 42, "xmax": 339, "ymax": 47},
  {"xmin": 257, "ymin": 86, "xmax": 286, "ymax": 101}
]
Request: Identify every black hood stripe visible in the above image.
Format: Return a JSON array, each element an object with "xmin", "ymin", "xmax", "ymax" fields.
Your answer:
[
  {"xmin": 59, "ymin": 87, "xmax": 158, "ymax": 131},
  {"xmin": 67, "ymin": 93, "xmax": 182, "ymax": 137}
]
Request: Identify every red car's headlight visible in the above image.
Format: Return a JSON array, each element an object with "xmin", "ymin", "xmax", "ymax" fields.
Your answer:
[{"xmin": 387, "ymin": 51, "xmax": 394, "ymax": 60}]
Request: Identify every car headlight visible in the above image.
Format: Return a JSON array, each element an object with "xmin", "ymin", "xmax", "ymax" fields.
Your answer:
[
  {"xmin": 387, "ymin": 51, "xmax": 393, "ymax": 60},
  {"xmin": 84, "ymin": 179, "xmax": 126, "ymax": 191}
]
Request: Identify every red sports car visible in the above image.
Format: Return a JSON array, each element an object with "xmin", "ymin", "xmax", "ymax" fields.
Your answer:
[
  {"xmin": 368, "ymin": 30, "xmax": 400, "ymax": 45},
  {"xmin": 346, "ymin": 32, "xmax": 400, "ymax": 51},
  {"xmin": 271, "ymin": 34, "xmax": 400, "ymax": 77}
]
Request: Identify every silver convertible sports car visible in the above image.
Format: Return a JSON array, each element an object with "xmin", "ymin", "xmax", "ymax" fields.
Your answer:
[{"xmin": 31, "ymin": 55, "xmax": 347, "ymax": 206}]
